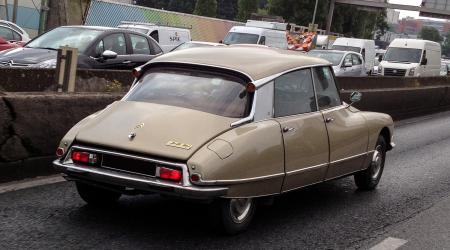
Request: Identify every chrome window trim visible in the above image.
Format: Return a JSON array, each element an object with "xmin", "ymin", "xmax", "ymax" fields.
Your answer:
[
  {"xmin": 230, "ymin": 91, "xmax": 257, "ymax": 127},
  {"xmin": 253, "ymin": 81, "xmax": 274, "ymax": 121},
  {"xmin": 123, "ymin": 62, "xmax": 332, "ymax": 128},
  {"xmin": 67, "ymin": 145, "xmax": 192, "ymax": 187},
  {"xmin": 311, "ymin": 66, "xmax": 343, "ymax": 111},
  {"xmin": 252, "ymin": 63, "xmax": 332, "ymax": 88},
  {"xmin": 272, "ymin": 67, "xmax": 318, "ymax": 118}
]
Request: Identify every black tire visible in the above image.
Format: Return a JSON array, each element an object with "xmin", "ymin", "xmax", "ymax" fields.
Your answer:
[
  {"xmin": 211, "ymin": 198, "xmax": 256, "ymax": 235},
  {"xmin": 75, "ymin": 182, "xmax": 122, "ymax": 206},
  {"xmin": 354, "ymin": 135, "xmax": 387, "ymax": 190}
]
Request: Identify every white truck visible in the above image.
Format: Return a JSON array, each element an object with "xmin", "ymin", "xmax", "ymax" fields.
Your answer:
[
  {"xmin": 331, "ymin": 37, "xmax": 375, "ymax": 74},
  {"xmin": 118, "ymin": 21, "xmax": 191, "ymax": 53},
  {"xmin": 379, "ymin": 39, "xmax": 441, "ymax": 77},
  {"xmin": 223, "ymin": 20, "xmax": 288, "ymax": 49}
]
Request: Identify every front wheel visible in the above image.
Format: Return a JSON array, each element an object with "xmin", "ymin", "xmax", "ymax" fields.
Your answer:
[
  {"xmin": 354, "ymin": 135, "xmax": 387, "ymax": 190},
  {"xmin": 213, "ymin": 198, "xmax": 256, "ymax": 235}
]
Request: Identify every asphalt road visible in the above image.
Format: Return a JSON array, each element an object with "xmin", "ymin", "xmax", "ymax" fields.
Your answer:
[{"xmin": 2, "ymin": 111, "xmax": 450, "ymax": 249}]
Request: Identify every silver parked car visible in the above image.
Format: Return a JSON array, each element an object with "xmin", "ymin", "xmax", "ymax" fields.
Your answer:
[{"xmin": 308, "ymin": 50, "xmax": 366, "ymax": 76}]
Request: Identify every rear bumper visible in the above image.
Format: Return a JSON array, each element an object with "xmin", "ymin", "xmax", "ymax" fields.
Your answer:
[{"xmin": 53, "ymin": 160, "xmax": 228, "ymax": 199}]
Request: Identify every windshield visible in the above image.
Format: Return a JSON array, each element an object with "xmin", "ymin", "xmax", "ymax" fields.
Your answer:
[
  {"xmin": 331, "ymin": 45, "xmax": 361, "ymax": 53},
  {"xmin": 126, "ymin": 68, "xmax": 251, "ymax": 118},
  {"xmin": 26, "ymin": 27, "xmax": 103, "ymax": 52},
  {"xmin": 384, "ymin": 47, "xmax": 422, "ymax": 63},
  {"xmin": 223, "ymin": 32, "xmax": 259, "ymax": 45},
  {"xmin": 308, "ymin": 51, "xmax": 344, "ymax": 66}
]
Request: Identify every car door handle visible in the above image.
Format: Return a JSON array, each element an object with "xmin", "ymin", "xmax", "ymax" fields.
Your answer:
[
  {"xmin": 325, "ymin": 117, "xmax": 334, "ymax": 123},
  {"xmin": 282, "ymin": 127, "xmax": 295, "ymax": 133},
  {"xmin": 122, "ymin": 60, "xmax": 132, "ymax": 64}
]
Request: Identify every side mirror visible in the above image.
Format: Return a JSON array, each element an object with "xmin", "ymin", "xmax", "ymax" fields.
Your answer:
[
  {"xmin": 348, "ymin": 91, "xmax": 362, "ymax": 107},
  {"xmin": 421, "ymin": 57, "xmax": 427, "ymax": 65},
  {"xmin": 102, "ymin": 50, "xmax": 117, "ymax": 60},
  {"xmin": 344, "ymin": 62, "xmax": 352, "ymax": 67},
  {"xmin": 378, "ymin": 55, "xmax": 383, "ymax": 62},
  {"xmin": 0, "ymin": 37, "xmax": 8, "ymax": 44}
]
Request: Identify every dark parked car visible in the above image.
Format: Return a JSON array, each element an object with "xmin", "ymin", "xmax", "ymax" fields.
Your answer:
[{"xmin": 0, "ymin": 26, "xmax": 163, "ymax": 69}]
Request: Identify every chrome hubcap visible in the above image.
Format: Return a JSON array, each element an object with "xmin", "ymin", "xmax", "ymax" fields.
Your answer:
[
  {"xmin": 229, "ymin": 198, "xmax": 252, "ymax": 223},
  {"xmin": 371, "ymin": 145, "xmax": 383, "ymax": 179}
]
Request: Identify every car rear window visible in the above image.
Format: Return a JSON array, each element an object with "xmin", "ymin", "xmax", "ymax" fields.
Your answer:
[{"xmin": 126, "ymin": 68, "xmax": 252, "ymax": 118}]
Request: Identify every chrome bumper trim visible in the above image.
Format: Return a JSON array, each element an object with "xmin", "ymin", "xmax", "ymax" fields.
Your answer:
[{"xmin": 53, "ymin": 160, "xmax": 228, "ymax": 199}]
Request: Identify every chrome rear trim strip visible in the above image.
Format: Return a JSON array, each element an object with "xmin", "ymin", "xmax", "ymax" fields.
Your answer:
[
  {"xmin": 68, "ymin": 145, "xmax": 191, "ymax": 186},
  {"xmin": 197, "ymin": 172, "xmax": 285, "ymax": 185},
  {"xmin": 53, "ymin": 160, "xmax": 228, "ymax": 198}
]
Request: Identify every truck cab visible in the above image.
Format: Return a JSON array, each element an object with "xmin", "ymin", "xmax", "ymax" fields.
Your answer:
[
  {"xmin": 379, "ymin": 39, "xmax": 441, "ymax": 77},
  {"xmin": 332, "ymin": 37, "xmax": 375, "ymax": 75},
  {"xmin": 118, "ymin": 21, "xmax": 191, "ymax": 53},
  {"xmin": 223, "ymin": 20, "xmax": 288, "ymax": 50}
]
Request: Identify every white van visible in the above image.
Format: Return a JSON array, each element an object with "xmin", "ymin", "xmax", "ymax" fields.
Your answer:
[
  {"xmin": 331, "ymin": 37, "xmax": 375, "ymax": 74},
  {"xmin": 118, "ymin": 21, "xmax": 191, "ymax": 53},
  {"xmin": 316, "ymin": 35, "xmax": 330, "ymax": 49},
  {"xmin": 379, "ymin": 39, "xmax": 441, "ymax": 77},
  {"xmin": 223, "ymin": 20, "xmax": 288, "ymax": 49}
]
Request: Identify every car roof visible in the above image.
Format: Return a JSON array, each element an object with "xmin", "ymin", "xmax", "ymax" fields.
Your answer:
[
  {"xmin": 148, "ymin": 46, "xmax": 330, "ymax": 81},
  {"xmin": 310, "ymin": 49, "xmax": 346, "ymax": 54},
  {"xmin": 309, "ymin": 49, "xmax": 362, "ymax": 56},
  {"xmin": 55, "ymin": 25, "xmax": 153, "ymax": 37},
  {"xmin": 187, "ymin": 41, "xmax": 225, "ymax": 46},
  {"xmin": 61, "ymin": 25, "xmax": 116, "ymax": 31}
]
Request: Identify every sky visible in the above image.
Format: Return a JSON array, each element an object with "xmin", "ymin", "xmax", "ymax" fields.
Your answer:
[{"xmin": 388, "ymin": 0, "xmax": 448, "ymax": 20}]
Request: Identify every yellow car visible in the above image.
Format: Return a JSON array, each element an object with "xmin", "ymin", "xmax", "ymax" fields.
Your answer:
[{"xmin": 54, "ymin": 46, "xmax": 395, "ymax": 234}]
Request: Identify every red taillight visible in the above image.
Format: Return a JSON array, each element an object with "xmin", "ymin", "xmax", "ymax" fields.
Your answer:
[
  {"xmin": 132, "ymin": 68, "xmax": 141, "ymax": 78},
  {"xmin": 190, "ymin": 173, "xmax": 200, "ymax": 182},
  {"xmin": 157, "ymin": 166, "xmax": 182, "ymax": 182},
  {"xmin": 246, "ymin": 83, "xmax": 256, "ymax": 93},
  {"xmin": 56, "ymin": 147, "xmax": 65, "ymax": 157},
  {"xmin": 71, "ymin": 151, "xmax": 98, "ymax": 164}
]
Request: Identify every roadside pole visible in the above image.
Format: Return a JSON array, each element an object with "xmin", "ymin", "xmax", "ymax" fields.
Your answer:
[
  {"xmin": 55, "ymin": 47, "xmax": 78, "ymax": 92},
  {"xmin": 326, "ymin": 0, "xmax": 335, "ymax": 35},
  {"xmin": 312, "ymin": 0, "xmax": 318, "ymax": 25}
]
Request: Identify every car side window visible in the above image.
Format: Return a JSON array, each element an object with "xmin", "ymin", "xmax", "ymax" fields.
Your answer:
[
  {"xmin": 313, "ymin": 67, "xmax": 341, "ymax": 110},
  {"xmin": 274, "ymin": 68, "xmax": 317, "ymax": 117},
  {"xmin": 149, "ymin": 38, "xmax": 162, "ymax": 55},
  {"xmin": 150, "ymin": 30, "xmax": 159, "ymax": 42},
  {"xmin": 12, "ymin": 31, "xmax": 21, "ymax": 41},
  {"xmin": 258, "ymin": 36, "xmax": 266, "ymax": 45},
  {"xmin": 96, "ymin": 33, "xmax": 126, "ymax": 56},
  {"xmin": 343, "ymin": 54, "xmax": 352, "ymax": 66},
  {"xmin": 351, "ymin": 54, "xmax": 362, "ymax": 65},
  {"xmin": 130, "ymin": 34, "xmax": 151, "ymax": 54},
  {"xmin": 0, "ymin": 27, "xmax": 14, "ymax": 41}
]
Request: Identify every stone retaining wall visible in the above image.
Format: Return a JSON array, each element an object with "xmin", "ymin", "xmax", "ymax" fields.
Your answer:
[
  {"xmin": 2, "ymin": 76, "xmax": 450, "ymax": 182},
  {"xmin": 0, "ymin": 93, "xmax": 123, "ymax": 182}
]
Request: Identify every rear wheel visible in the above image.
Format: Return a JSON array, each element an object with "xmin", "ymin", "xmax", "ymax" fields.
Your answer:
[
  {"xmin": 354, "ymin": 135, "xmax": 387, "ymax": 190},
  {"xmin": 212, "ymin": 198, "xmax": 256, "ymax": 235},
  {"xmin": 75, "ymin": 182, "xmax": 121, "ymax": 206}
]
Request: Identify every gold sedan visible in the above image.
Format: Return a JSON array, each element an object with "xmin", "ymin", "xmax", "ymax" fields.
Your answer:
[{"xmin": 54, "ymin": 46, "xmax": 395, "ymax": 234}]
